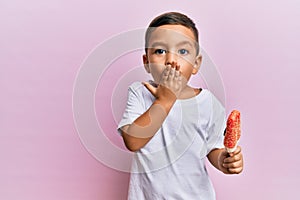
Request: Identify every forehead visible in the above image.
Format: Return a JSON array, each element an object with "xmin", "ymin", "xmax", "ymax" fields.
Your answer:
[{"xmin": 148, "ymin": 24, "xmax": 196, "ymax": 46}]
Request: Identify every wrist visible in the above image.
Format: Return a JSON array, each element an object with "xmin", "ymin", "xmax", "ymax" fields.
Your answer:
[{"xmin": 154, "ymin": 98, "xmax": 176, "ymax": 113}]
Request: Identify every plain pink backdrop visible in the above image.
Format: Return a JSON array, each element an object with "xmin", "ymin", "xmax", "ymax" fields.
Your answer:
[{"xmin": 1, "ymin": 0, "xmax": 300, "ymax": 199}]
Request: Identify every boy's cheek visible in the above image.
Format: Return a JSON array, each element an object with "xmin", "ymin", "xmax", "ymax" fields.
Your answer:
[
  {"xmin": 179, "ymin": 58, "xmax": 196, "ymax": 68},
  {"xmin": 149, "ymin": 63, "xmax": 166, "ymax": 72},
  {"xmin": 148, "ymin": 59, "xmax": 166, "ymax": 67}
]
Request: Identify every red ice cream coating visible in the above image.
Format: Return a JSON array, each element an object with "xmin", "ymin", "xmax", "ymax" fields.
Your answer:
[{"xmin": 224, "ymin": 110, "xmax": 241, "ymax": 149}]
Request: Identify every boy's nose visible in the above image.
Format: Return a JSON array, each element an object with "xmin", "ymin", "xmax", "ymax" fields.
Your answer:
[{"xmin": 165, "ymin": 51, "xmax": 177, "ymax": 66}]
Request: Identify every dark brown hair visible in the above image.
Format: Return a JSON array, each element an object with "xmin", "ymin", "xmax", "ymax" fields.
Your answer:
[{"xmin": 145, "ymin": 12, "xmax": 200, "ymax": 54}]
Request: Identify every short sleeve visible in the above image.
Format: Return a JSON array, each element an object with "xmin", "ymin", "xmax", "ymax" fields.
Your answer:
[
  {"xmin": 117, "ymin": 82, "xmax": 146, "ymax": 135},
  {"xmin": 206, "ymin": 93, "xmax": 226, "ymax": 154}
]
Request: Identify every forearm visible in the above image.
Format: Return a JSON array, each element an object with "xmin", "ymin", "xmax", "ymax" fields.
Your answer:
[{"xmin": 121, "ymin": 99, "xmax": 175, "ymax": 152}]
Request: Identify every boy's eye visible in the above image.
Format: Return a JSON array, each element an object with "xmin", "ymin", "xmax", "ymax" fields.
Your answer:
[
  {"xmin": 178, "ymin": 49, "xmax": 189, "ymax": 55},
  {"xmin": 154, "ymin": 49, "xmax": 167, "ymax": 55}
]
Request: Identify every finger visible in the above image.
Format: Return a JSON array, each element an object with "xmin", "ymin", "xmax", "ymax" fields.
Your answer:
[
  {"xmin": 233, "ymin": 146, "xmax": 242, "ymax": 155},
  {"xmin": 166, "ymin": 63, "xmax": 172, "ymax": 68},
  {"xmin": 161, "ymin": 65, "xmax": 171, "ymax": 82},
  {"xmin": 229, "ymin": 146, "xmax": 242, "ymax": 157},
  {"xmin": 223, "ymin": 159, "xmax": 243, "ymax": 169},
  {"xmin": 220, "ymin": 148, "xmax": 229, "ymax": 157},
  {"xmin": 175, "ymin": 72, "xmax": 183, "ymax": 84},
  {"xmin": 174, "ymin": 69, "xmax": 180, "ymax": 80},
  {"xmin": 174, "ymin": 64, "xmax": 180, "ymax": 79},
  {"xmin": 224, "ymin": 152, "xmax": 242, "ymax": 163},
  {"xmin": 165, "ymin": 65, "xmax": 171, "ymax": 74},
  {"xmin": 143, "ymin": 82, "xmax": 157, "ymax": 96},
  {"xmin": 228, "ymin": 166, "xmax": 243, "ymax": 174},
  {"xmin": 178, "ymin": 73, "xmax": 182, "ymax": 81},
  {"xmin": 175, "ymin": 63, "xmax": 180, "ymax": 71},
  {"xmin": 171, "ymin": 61, "xmax": 178, "ymax": 69},
  {"xmin": 167, "ymin": 65, "xmax": 176, "ymax": 81}
]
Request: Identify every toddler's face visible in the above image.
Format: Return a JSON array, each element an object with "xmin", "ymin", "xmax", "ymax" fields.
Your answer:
[{"xmin": 143, "ymin": 24, "xmax": 201, "ymax": 84}]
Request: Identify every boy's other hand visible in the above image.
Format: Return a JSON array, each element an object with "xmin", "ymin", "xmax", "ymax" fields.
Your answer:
[{"xmin": 218, "ymin": 146, "xmax": 244, "ymax": 174}]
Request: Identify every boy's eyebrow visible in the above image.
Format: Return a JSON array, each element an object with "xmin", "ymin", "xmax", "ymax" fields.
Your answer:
[
  {"xmin": 149, "ymin": 40, "xmax": 195, "ymax": 48},
  {"xmin": 176, "ymin": 41, "xmax": 194, "ymax": 48},
  {"xmin": 149, "ymin": 41, "xmax": 167, "ymax": 48}
]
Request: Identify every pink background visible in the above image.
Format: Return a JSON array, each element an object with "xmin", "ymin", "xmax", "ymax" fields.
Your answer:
[{"xmin": 1, "ymin": 0, "xmax": 300, "ymax": 199}]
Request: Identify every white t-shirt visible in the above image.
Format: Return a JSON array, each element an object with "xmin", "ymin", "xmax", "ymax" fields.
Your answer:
[{"xmin": 118, "ymin": 82, "xmax": 226, "ymax": 200}]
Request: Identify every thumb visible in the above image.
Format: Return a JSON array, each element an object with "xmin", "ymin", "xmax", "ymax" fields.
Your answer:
[
  {"xmin": 220, "ymin": 148, "xmax": 229, "ymax": 158},
  {"xmin": 142, "ymin": 82, "xmax": 157, "ymax": 96}
]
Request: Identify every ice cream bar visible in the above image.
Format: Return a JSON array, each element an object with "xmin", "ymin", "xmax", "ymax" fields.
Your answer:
[{"xmin": 224, "ymin": 110, "xmax": 241, "ymax": 153}]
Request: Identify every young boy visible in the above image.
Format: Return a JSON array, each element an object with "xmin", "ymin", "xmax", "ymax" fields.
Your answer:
[{"xmin": 118, "ymin": 12, "xmax": 243, "ymax": 200}]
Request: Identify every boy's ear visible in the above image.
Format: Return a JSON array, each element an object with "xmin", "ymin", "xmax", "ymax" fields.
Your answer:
[
  {"xmin": 192, "ymin": 54, "xmax": 202, "ymax": 74},
  {"xmin": 143, "ymin": 54, "xmax": 150, "ymax": 73}
]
